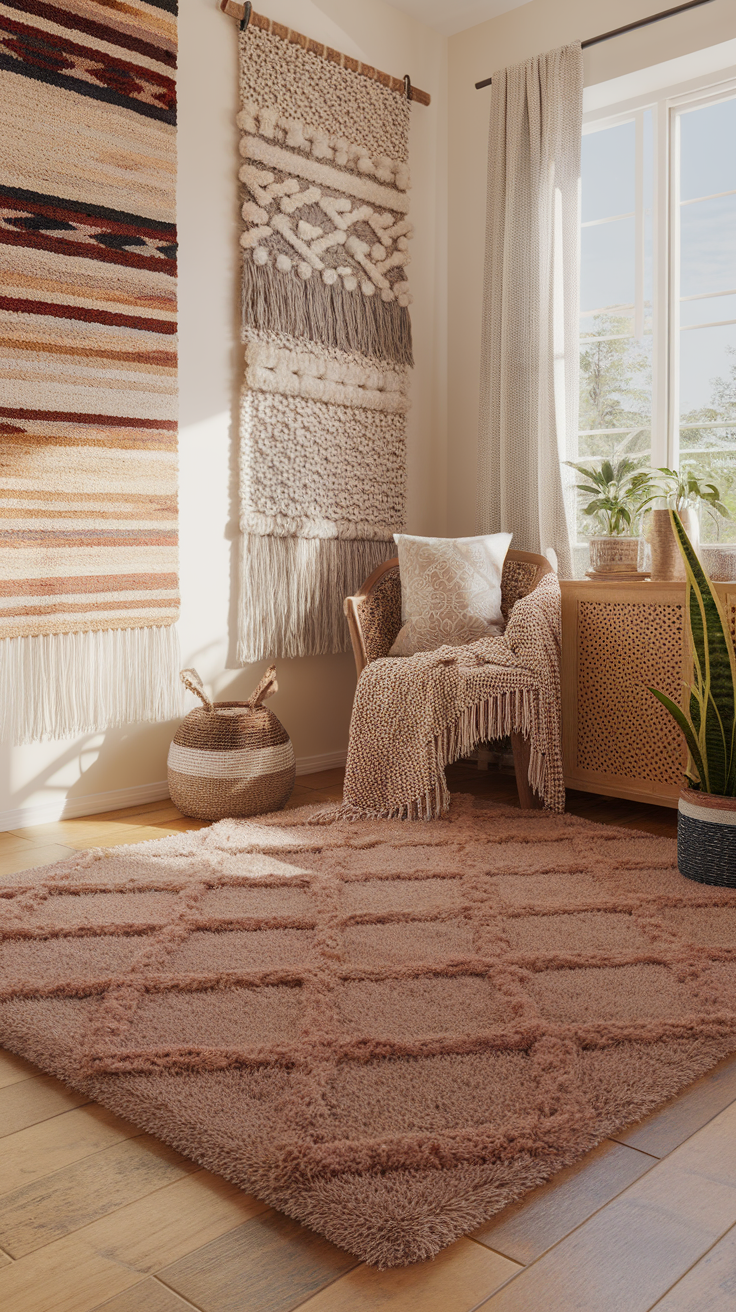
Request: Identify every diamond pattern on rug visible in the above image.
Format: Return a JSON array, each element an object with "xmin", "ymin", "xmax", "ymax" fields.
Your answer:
[{"xmin": 1, "ymin": 795, "xmax": 736, "ymax": 1268}]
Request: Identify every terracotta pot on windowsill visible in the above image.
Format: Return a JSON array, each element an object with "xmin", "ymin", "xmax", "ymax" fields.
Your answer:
[
  {"xmin": 586, "ymin": 536, "xmax": 646, "ymax": 581},
  {"xmin": 677, "ymin": 788, "xmax": 736, "ymax": 887},
  {"xmin": 647, "ymin": 503, "xmax": 699, "ymax": 581}
]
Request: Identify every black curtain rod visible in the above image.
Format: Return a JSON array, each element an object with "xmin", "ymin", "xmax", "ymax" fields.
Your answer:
[{"xmin": 474, "ymin": 0, "xmax": 717, "ymax": 90}]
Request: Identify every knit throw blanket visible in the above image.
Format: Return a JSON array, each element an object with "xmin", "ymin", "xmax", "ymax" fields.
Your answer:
[
  {"xmin": 0, "ymin": 0, "xmax": 179, "ymax": 743},
  {"xmin": 342, "ymin": 573, "xmax": 565, "ymax": 816},
  {"xmin": 237, "ymin": 16, "xmax": 412, "ymax": 661}
]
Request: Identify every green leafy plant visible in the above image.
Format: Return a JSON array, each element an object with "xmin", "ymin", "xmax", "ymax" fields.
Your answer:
[
  {"xmin": 565, "ymin": 458, "xmax": 656, "ymax": 536},
  {"xmin": 647, "ymin": 468, "xmax": 729, "ymax": 518},
  {"xmin": 649, "ymin": 510, "xmax": 736, "ymax": 797}
]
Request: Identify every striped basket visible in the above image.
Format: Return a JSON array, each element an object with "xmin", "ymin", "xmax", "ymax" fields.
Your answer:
[
  {"xmin": 168, "ymin": 668, "xmax": 295, "ymax": 821},
  {"xmin": 677, "ymin": 788, "xmax": 736, "ymax": 887}
]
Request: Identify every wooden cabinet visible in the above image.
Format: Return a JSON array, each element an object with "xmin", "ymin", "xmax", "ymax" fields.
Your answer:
[{"xmin": 560, "ymin": 580, "xmax": 736, "ymax": 808}]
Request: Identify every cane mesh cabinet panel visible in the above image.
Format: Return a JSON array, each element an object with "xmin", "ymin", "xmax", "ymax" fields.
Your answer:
[{"xmin": 561, "ymin": 581, "xmax": 736, "ymax": 807}]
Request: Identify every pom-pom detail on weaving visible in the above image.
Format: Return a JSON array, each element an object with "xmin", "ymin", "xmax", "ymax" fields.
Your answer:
[{"xmin": 237, "ymin": 24, "xmax": 413, "ymax": 662}]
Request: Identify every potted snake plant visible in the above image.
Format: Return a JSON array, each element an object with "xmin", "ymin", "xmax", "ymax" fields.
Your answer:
[{"xmin": 649, "ymin": 510, "xmax": 736, "ymax": 885}]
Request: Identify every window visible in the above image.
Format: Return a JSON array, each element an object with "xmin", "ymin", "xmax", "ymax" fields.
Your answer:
[
  {"xmin": 675, "ymin": 93, "xmax": 736, "ymax": 533},
  {"xmin": 574, "ymin": 68, "xmax": 736, "ymax": 564}
]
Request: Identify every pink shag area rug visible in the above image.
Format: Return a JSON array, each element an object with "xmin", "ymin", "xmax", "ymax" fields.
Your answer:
[{"xmin": 2, "ymin": 796, "xmax": 736, "ymax": 1268}]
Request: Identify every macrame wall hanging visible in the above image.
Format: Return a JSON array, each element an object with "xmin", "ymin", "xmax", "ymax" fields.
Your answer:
[
  {"xmin": 0, "ymin": 0, "xmax": 180, "ymax": 743},
  {"xmin": 233, "ymin": 8, "xmax": 424, "ymax": 661}
]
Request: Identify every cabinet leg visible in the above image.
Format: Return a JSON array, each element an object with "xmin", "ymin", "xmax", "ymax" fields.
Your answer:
[{"xmin": 510, "ymin": 731, "xmax": 544, "ymax": 810}]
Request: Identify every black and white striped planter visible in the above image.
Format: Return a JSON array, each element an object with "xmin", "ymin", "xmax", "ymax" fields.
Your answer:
[{"xmin": 677, "ymin": 789, "xmax": 736, "ymax": 887}]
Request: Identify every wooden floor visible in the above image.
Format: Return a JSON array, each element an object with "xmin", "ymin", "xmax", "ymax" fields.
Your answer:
[{"xmin": 3, "ymin": 765, "xmax": 736, "ymax": 1312}]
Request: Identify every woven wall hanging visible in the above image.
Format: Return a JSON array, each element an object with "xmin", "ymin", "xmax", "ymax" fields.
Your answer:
[
  {"xmin": 236, "ymin": 14, "xmax": 414, "ymax": 661},
  {"xmin": 0, "ymin": 0, "xmax": 180, "ymax": 743}
]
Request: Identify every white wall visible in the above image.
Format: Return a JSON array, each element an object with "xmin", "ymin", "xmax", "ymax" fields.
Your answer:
[
  {"xmin": 0, "ymin": 0, "xmax": 447, "ymax": 828},
  {"xmin": 446, "ymin": 0, "xmax": 736, "ymax": 537}
]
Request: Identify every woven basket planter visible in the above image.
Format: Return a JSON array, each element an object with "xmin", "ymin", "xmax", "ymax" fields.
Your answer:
[
  {"xmin": 648, "ymin": 506, "xmax": 699, "ymax": 581},
  {"xmin": 677, "ymin": 788, "xmax": 736, "ymax": 887},
  {"xmin": 168, "ymin": 667, "xmax": 295, "ymax": 821}
]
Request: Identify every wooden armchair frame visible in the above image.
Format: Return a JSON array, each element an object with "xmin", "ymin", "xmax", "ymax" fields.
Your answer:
[{"xmin": 344, "ymin": 549, "xmax": 553, "ymax": 809}]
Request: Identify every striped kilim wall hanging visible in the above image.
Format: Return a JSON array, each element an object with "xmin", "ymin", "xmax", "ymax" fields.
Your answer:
[
  {"xmin": 0, "ymin": 0, "xmax": 180, "ymax": 743},
  {"xmin": 237, "ymin": 16, "xmax": 413, "ymax": 662}
]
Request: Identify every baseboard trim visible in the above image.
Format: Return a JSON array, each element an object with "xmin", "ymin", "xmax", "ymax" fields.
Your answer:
[
  {"xmin": 1, "ymin": 779, "xmax": 171, "ymax": 833},
  {"xmin": 1, "ymin": 749, "xmax": 348, "ymax": 832},
  {"xmin": 294, "ymin": 749, "xmax": 347, "ymax": 777}
]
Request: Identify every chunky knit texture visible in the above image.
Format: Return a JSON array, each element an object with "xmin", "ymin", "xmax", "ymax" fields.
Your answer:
[
  {"xmin": 2, "ymin": 796, "xmax": 736, "ymax": 1267},
  {"xmin": 344, "ymin": 571, "xmax": 564, "ymax": 817},
  {"xmin": 237, "ymin": 23, "xmax": 411, "ymax": 662}
]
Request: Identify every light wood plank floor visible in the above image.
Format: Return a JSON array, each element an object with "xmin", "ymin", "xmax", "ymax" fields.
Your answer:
[{"xmin": 3, "ymin": 764, "xmax": 736, "ymax": 1312}]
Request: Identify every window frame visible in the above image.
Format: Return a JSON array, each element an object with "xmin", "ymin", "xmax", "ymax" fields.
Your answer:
[{"xmin": 580, "ymin": 64, "xmax": 736, "ymax": 498}]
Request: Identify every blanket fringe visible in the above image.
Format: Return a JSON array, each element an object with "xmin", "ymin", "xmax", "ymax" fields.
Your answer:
[
  {"xmin": 238, "ymin": 534, "xmax": 394, "ymax": 662},
  {"xmin": 336, "ymin": 688, "xmax": 551, "ymax": 823},
  {"xmin": 0, "ymin": 626, "xmax": 183, "ymax": 744},
  {"xmin": 435, "ymin": 688, "xmax": 547, "ymax": 811}
]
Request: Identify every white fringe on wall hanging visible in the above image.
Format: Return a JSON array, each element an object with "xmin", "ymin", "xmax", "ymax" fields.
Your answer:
[
  {"xmin": 237, "ymin": 23, "xmax": 412, "ymax": 663},
  {"xmin": 0, "ymin": 627, "xmax": 182, "ymax": 746}
]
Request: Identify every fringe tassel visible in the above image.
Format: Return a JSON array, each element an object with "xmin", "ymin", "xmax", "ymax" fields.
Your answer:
[
  {"xmin": 0, "ymin": 626, "xmax": 183, "ymax": 745},
  {"xmin": 332, "ymin": 690, "xmax": 550, "ymax": 825},
  {"xmin": 433, "ymin": 689, "xmax": 547, "ymax": 812},
  {"xmin": 238, "ymin": 534, "xmax": 394, "ymax": 662},
  {"xmin": 242, "ymin": 261, "xmax": 414, "ymax": 367}
]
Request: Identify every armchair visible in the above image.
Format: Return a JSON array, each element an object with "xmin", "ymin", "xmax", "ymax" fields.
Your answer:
[{"xmin": 344, "ymin": 549, "xmax": 554, "ymax": 809}]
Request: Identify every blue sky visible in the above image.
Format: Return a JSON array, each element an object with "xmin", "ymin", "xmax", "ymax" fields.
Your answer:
[{"xmin": 581, "ymin": 97, "xmax": 736, "ymax": 415}]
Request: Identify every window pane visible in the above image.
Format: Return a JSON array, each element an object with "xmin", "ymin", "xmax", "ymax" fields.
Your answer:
[
  {"xmin": 680, "ymin": 324, "xmax": 736, "ymax": 415},
  {"xmin": 680, "ymin": 293, "xmax": 736, "ymax": 328},
  {"xmin": 680, "ymin": 195, "xmax": 736, "ymax": 298},
  {"xmin": 581, "ymin": 120, "xmax": 635, "ymax": 222},
  {"xmin": 581, "ymin": 217, "xmax": 636, "ymax": 312},
  {"xmin": 677, "ymin": 94, "xmax": 736, "ymax": 545},
  {"xmin": 579, "ymin": 321, "xmax": 652, "ymax": 461},
  {"xmin": 679, "ymin": 329, "xmax": 736, "ymax": 542},
  {"xmin": 680, "ymin": 97, "xmax": 736, "ymax": 202},
  {"xmin": 575, "ymin": 112, "xmax": 652, "ymax": 571}
]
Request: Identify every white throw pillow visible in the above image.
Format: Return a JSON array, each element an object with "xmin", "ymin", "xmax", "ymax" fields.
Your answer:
[{"xmin": 389, "ymin": 532, "xmax": 512, "ymax": 657}]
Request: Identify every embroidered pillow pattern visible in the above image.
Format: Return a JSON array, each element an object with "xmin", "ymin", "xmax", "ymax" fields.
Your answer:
[{"xmin": 390, "ymin": 533, "xmax": 512, "ymax": 656}]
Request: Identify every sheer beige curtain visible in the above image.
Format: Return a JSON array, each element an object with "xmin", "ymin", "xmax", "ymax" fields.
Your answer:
[{"xmin": 476, "ymin": 42, "xmax": 583, "ymax": 578}]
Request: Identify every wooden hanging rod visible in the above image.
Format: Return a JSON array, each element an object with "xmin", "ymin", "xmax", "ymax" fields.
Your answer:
[{"xmin": 219, "ymin": 1, "xmax": 431, "ymax": 105}]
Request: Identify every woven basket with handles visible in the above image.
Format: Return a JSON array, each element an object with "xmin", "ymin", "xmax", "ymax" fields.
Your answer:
[{"xmin": 167, "ymin": 667, "xmax": 295, "ymax": 821}]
